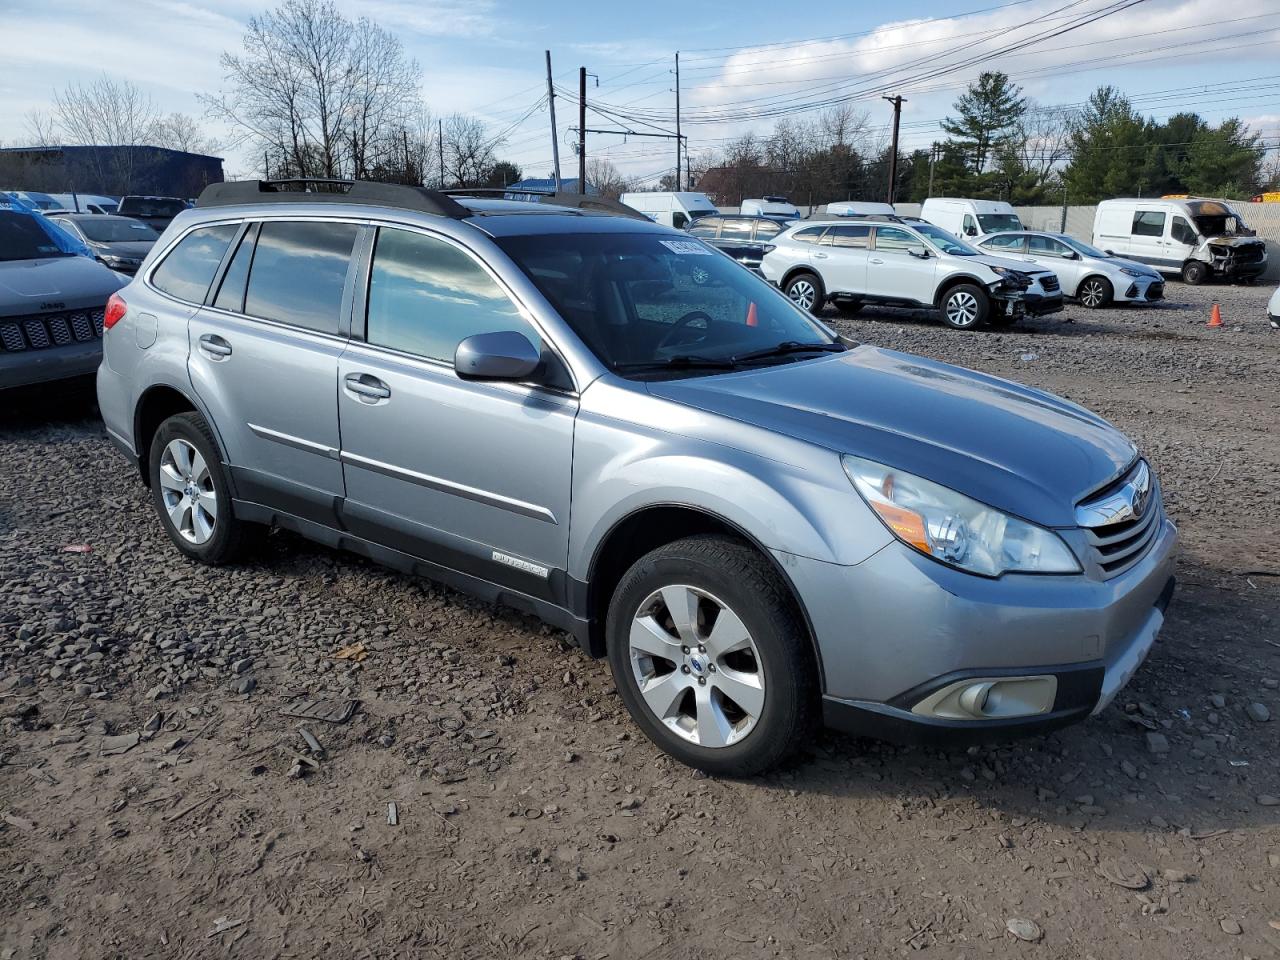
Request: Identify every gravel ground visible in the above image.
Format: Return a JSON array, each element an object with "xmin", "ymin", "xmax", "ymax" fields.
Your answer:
[{"xmin": 1, "ymin": 280, "xmax": 1278, "ymax": 960}]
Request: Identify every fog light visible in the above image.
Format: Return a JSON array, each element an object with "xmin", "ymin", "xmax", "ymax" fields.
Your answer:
[{"xmin": 911, "ymin": 675, "xmax": 1058, "ymax": 721}]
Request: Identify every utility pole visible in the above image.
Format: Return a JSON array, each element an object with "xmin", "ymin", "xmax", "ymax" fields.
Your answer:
[
  {"xmin": 883, "ymin": 95, "xmax": 905, "ymax": 206},
  {"xmin": 546, "ymin": 50, "xmax": 562, "ymax": 191},
  {"xmin": 927, "ymin": 142, "xmax": 938, "ymax": 199},
  {"xmin": 674, "ymin": 52, "xmax": 682, "ymax": 191},
  {"xmin": 578, "ymin": 67, "xmax": 587, "ymax": 193},
  {"xmin": 438, "ymin": 118, "xmax": 445, "ymax": 188}
]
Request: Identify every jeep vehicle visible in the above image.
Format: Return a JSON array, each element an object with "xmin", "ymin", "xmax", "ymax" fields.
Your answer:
[
  {"xmin": 98, "ymin": 179, "xmax": 1176, "ymax": 775},
  {"xmin": 761, "ymin": 218, "xmax": 1063, "ymax": 329},
  {"xmin": 1, "ymin": 200, "xmax": 127, "ymax": 390},
  {"xmin": 1092, "ymin": 198, "xmax": 1267, "ymax": 285}
]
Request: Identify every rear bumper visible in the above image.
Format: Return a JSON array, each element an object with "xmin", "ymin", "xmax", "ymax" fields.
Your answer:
[{"xmin": 0, "ymin": 339, "xmax": 102, "ymax": 390}]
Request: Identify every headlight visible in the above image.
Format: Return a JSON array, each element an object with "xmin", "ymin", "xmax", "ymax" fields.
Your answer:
[
  {"xmin": 1119, "ymin": 267, "xmax": 1145, "ymax": 277},
  {"xmin": 842, "ymin": 455, "xmax": 1081, "ymax": 577}
]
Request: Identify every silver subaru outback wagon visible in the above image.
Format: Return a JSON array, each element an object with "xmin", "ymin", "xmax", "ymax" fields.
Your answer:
[{"xmin": 97, "ymin": 179, "xmax": 1177, "ymax": 776}]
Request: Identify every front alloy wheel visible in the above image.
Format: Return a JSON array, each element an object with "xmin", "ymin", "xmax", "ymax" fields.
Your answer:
[
  {"xmin": 628, "ymin": 584, "xmax": 765, "ymax": 748},
  {"xmin": 1078, "ymin": 276, "xmax": 1112, "ymax": 308}
]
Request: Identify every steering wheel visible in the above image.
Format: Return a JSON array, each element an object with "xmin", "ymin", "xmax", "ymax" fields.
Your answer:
[{"xmin": 657, "ymin": 311, "xmax": 715, "ymax": 350}]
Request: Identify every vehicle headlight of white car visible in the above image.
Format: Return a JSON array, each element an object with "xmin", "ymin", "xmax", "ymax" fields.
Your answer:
[
  {"xmin": 1119, "ymin": 267, "xmax": 1149, "ymax": 278},
  {"xmin": 843, "ymin": 455, "xmax": 1081, "ymax": 577}
]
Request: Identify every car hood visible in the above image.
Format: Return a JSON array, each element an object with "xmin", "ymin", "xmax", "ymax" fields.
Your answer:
[
  {"xmin": 0, "ymin": 255, "xmax": 125, "ymax": 313},
  {"xmin": 647, "ymin": 346, "xmax": 1137, "ymax": 527},
  {"xmin": 90, "ymin": 240, "xmax": 154, "ymax": 258},
  {"xmin": 966, "ymin": 252, "xmax": 1055, "ymax": 276}
]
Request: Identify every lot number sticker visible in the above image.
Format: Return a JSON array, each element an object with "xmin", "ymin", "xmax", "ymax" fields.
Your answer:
[{"xmin": 659, "ymin": 239, "xmax": 715, "ymax": 256}]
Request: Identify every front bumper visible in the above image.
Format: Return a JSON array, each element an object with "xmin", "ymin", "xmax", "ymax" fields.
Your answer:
[
  {"xmin": 0, "ymin": 339, "xmax": 102, "ymax": 390},
  {"xmin": 782, "ymin": 513, "xmax": 1178, "ymax": 744},
  {"xmin": 1021, "ymin": 292, "xmax": 1064, "ymax": 316},
  {"xmin": 1118, "ymin": 276, "xmax": 1164, "ymax": 303}
]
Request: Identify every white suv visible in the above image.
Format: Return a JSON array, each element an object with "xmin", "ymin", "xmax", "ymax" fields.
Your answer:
[{"xmin": 761, "ymin": 218, "xmax": 1063, "ymax": 330}]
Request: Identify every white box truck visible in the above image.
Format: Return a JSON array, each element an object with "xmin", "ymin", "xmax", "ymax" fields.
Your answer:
[
  {"xmin": 921, "ymin": 198, "xmax": 1022, "ymax": 237},
  {"xmin": 824, "ymin": 201, "xmax": 895, "ymax": 217},
  {"xmin": 619, "ymin": 192, "xmax": 720, "ymax": 229},
  {"xmin": 1092, "ymin": 197, "xmax": 1267, "ymax": 285}
]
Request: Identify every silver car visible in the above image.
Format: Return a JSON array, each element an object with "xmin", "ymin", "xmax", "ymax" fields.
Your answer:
[
  {"xmin": 97, "ymin": 180, "xmax": 1177, "ymax": 775},
  {"xmin": 48, "ymin": 213, "xmax": 160, "ymax": 275},
  {"xmin": 977, "ymin": 231, "xmax": 1165, "ymax": 308}
]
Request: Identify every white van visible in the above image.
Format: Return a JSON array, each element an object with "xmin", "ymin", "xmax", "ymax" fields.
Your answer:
[
  {"xmin": 741, "ymin": 196, "xmax": 801, "ymax": 219},
  {"xmin": 824, "ymin": 201, "xmax": 895, "ymax": 217},
  {"xmin": 1092, "ymin": 197, "xmax": 1267, "ymax": 285},
  {"xmin": 921, "ymin": 198, "xmax": 1022, "ymax": 238},
  {"xmin": 619, "ymin": 191, "xmax": 720, "ymax": 229},
  {"xmin": 49, "ymin": 193, "xmax": 119, "ymax": 215}
]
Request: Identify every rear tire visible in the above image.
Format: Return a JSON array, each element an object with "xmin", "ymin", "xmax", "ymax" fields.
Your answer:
[
  {"xmin": 148, "ymin": 411, "xmax": 258, "ymax": 565},
  {"xmin": 606, "ymin": 535, "xmax": 817, "ymax": 776},
  {"xmin": 784, "ymin": 272, "xmax": 826, "ymax": 315},
  {"xmin": 1078, "ymin": 275, "xmax": 1113, "ymax": 308},
  {"xmin": 939, "ymin": 283, "xmax": 990, "ymax": 330},
  {"xmin": 1181, "ymin": 261, "xmax": 1208, "ymax": 285}
]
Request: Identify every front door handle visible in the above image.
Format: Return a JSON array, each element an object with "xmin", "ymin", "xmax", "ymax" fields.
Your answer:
[
  {"xmin": 870, "ymin": 258, "xmax": 885, "ymax": 264},
  {"xmin": 344, "ymin": 373, "xmax": 391, "ymax": 402},
  {"xmin": 198, "ymin": 333, "xmax": 232, "ymax": 358},
  {"xmin": 813, "ymin": 252, "xmax": 829, "ymax": 259}
]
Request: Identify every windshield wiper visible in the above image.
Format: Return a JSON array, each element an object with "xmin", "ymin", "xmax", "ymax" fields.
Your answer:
[
  {"xmin": 731, "ymin": 341, "xmax": 846, "ymax": 364},
  {"xmin": 612, "ymin": 354, "xmax": 739, "ymax": 373}
]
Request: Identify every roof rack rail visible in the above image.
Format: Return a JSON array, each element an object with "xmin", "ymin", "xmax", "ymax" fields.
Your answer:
[
  {"xmin": 196, "ymin": 178, "xmax": 469, "ymax": 219},
  {"xmin": 441, "ymin": 187, "xmax": 651, "ymax": 221}
]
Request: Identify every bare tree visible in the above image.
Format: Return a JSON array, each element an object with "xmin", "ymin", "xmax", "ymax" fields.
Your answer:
[
  {"xmin": 155, "ymin": 113, "xmax": 219, "ymax": 156},
  {"xmin": 441, "ymin": 113, "xmax": 501, "ymax": 187},
  {"xmin": 39, "ymin": 75, "xmax": 165, "ymax": 193},
  {"xmin": 585, "ymin": 157, "xmax": 631, "ymax": 199},
  {"xmin": 205, "ymin": 0, "xmax": 424, "ymax": 181},
  {"xmin": 1016, "ymin": 102, "xmax": 1077, "ymax": 187},
  {"xmin": 24, "ymin": 110, "xmax": 59, "ymax": 147}
]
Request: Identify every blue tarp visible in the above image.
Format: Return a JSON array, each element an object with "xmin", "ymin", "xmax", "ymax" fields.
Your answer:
[{"xmin": 0, "ymin": 193, "xmax": 93, "ymax": 258}]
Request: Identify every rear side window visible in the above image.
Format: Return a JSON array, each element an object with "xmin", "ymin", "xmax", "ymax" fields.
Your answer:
[
  {"xmin": 687, "ymin": 218, "xmax": 720, "ymax": 237},
  {"xmin": 365, "ymin": 227, "xmax": 535, "ymax": 363},
  {"xmin": 755, "ymin": 220, "xmax": 782, "ymax": 238},
  {"xmin": 150, "ymin": 223, "xmax": 238, "ymax": 303},
  {"xmin": 791, "ymin": 226, "xmax": 825, "ymax": 244},
  {"xmin": 244, "ymin": 220, "xmax": 358, "ymax": 334},
  {"xmin": 1132, "ymin": 211, "xmax": 1166, "ymax": 237},
  {"xmin": 720, "ymin": 219, "xmax": 754, "ymax": 238}
]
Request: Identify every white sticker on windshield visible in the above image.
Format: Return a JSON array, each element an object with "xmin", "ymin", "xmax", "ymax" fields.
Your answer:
[{"xmin": 659, "ymin": 239, "xmax": 714, "ymax": 256}]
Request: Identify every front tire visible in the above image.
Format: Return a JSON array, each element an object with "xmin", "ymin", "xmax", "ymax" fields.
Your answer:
[
  {"xmin": 784, "ymin": 272, "xmax": 826, "ymax": 316},
  {"xmin": 606, "ymin": 536, "xmax": 817, "ymax": 776},
  {"xmin": 149, "ymin": 411, "xmax": 256, "ymax": 565},
  {"xmin": 1078, "ymin": 275, "xmax": 1113, "ymax": 308},
  {"xmin": 1182, "ymin": 261, "xmax": 1208, "ymax": 285},
  {"xmin": 939, "ymin": 283, "xmax": 990, "ymax": 330}
]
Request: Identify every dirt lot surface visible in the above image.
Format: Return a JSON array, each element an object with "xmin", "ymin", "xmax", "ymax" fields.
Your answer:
[{"xmin": 2, "ymin": 281, "xmax": 1278, "ymax": 960}]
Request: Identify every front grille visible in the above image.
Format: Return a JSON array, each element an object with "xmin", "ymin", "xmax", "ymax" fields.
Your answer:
[
  {"xmin": 1077, "ymin": 462, "xmax": 1164, "ymax": 579},
  {"xmin": 0, "ymin": 307, "xmax": 105, "ymax": 354},
  {"xmin": 1233, "ymin": 245, "xmax": 1265, "ymax": 264},
  {"xmin": 1040, "ymin": 275, "xmax": 1060, "ymax": 293}
]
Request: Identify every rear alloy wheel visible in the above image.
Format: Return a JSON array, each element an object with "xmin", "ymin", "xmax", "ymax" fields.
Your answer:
[
  {"xmin": 149, "ymin": 411, "xmax": 258, "ymax": 565},
  {"xmin": 1078, "ymin": 276, "xmax": 1113, "ymax": 308},
  {"xmin": 940, "ymin": 283, "xmax": 990, "ymax": 330},
  {"xmin": 1181, "ymin": 261, "xmax": 1208, "ymax": 285},
  {"xmin": 607, "ymin": 535, "xmax": 816, "ymax": 776},
  {"xmin": 785, "ymin": 272, "xmax": 825, "ymax": 315}
]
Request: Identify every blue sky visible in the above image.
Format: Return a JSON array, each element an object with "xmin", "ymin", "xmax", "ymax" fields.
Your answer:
[{"xmin": 1, "ymin": 0, "xmax": 1277, "ymax": 182}]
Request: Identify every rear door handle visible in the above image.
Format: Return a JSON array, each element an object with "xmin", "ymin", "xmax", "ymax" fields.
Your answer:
[
  {"xmin": 198, "ymin": 334, "xmax": 232, "ymax": 358},
  {"xmin": 344, "ymin": 373, "xmax": 391, "ymax": 402}
]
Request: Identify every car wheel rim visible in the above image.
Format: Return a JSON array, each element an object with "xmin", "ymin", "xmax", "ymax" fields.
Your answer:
[
  {"xmin": 628, "ymin": 584, "xmax": 765, "ymax": 749},
  {"xmin": 946, "ymin": 291, "xmax": 979, "ymax": 326},
  {"xmin": 158, "ymin": 439, "xmax": 217, "ymax": 545},
  {"xmin": 788, "ymin": 280, "xmax": 815, "ymax": 310},
  {"xmin": 1082, "ymin": 281, "xmax": 1103, "ymax": 306}
]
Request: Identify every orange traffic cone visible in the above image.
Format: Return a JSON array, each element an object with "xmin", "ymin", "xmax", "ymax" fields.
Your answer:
[
  {"xmin": 1207, "ymin": 302, "xmax": 1224, "ymax": 328},
  {"xmin": 746, "ymin": 301, "xmax": 759, "ymax": 327}
]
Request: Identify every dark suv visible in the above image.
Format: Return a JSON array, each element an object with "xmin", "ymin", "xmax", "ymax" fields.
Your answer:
[
  {"xmin": 686, "ymin": 214, "xmax": 793, "ymax": 273},
  {"xmin": 118, "ymin": 196, "xmax": 189, "ymax": 232}
]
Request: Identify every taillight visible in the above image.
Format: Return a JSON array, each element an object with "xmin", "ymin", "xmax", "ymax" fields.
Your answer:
[{"xmin": 104, "ymin": 292, "xmax": 127, "ymax": 330}]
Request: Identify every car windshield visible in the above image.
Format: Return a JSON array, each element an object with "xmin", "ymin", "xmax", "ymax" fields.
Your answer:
[
  {"xmin": 77, "ymin": 218, "xmax": 159, "ymax": 242},
  {"xmin": 1191, "ymin": 213, "xmax": 1250, "ymax": 237},
  {"xmin": 1060, "ymin": 236, "xmax": 1109, "ymax": 259},
  {"xmin": 977, "ymin": 214, "xmax": 1022, "ymax": 233},
  {"xmin": 497, "ymin": 232, "xmax": 839, "ymax": 376},
  {"xmin": 0, "ymin": 210, "xmax": 76, "ymax": 261},
  {"xmin": 912, "ymin": 222, "xmax": 980, "ymax": 256}
]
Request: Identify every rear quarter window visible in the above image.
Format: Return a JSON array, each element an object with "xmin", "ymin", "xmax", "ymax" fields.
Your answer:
[{"xmin": 150, "ymin": 223, "xmax": 239, "ymax": 303}]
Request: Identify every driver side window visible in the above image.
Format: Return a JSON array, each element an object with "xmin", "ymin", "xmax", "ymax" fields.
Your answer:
[
  {"xmin": 873, "ymin": 226, "xmax": 915, "ymax": 252},
  {"xmin": 962, "ymin": 214, "xmax": 978, "ymax": 236},
  {"xmin": 1171, "ymin": 217, "xmax": 1197, "ymax": 246},
  {"xmin": 1028, "ymin": 235, "xmax": 1072, "ymax": 258}
]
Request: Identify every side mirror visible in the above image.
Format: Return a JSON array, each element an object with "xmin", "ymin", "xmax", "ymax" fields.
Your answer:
[
  {"xmin": 454, "ymin": 331, "xmax": 541, "ymax": 382},
  {"xmin": 1064, "ymin": 251, "xmax": 1080, "ymax": 260},
  {"xmin": 964, "ymin": 227, "xmax": 977, "ymax": 236},
  {"xmin": 907, "ymin": 245, "xmax": 929, "ymax": 259},
  {"xmin": 1104, "ymin": 249, "xmax": 1115, "ymax": 256}
]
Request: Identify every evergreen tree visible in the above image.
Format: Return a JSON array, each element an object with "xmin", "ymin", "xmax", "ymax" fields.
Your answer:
[
  {"xmin": 1063, "ymin": 87, "xmax": 1148, "ymax": 202},
  {"xmin": 940, "ymin": 72, "xmax": 1028, "ymax": 175}
]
